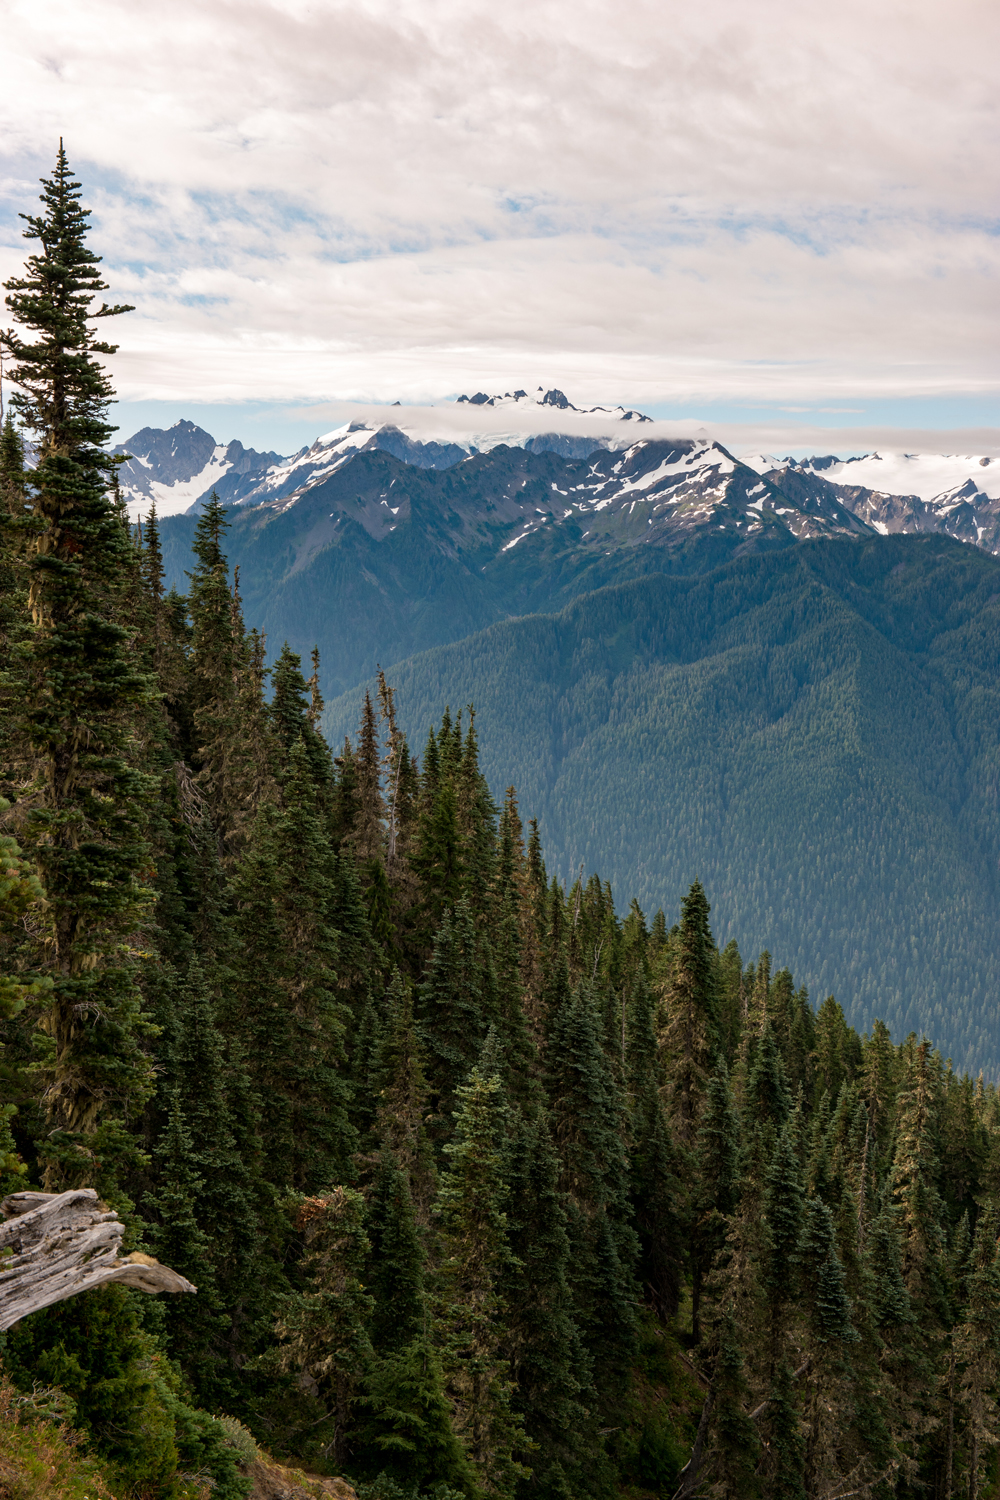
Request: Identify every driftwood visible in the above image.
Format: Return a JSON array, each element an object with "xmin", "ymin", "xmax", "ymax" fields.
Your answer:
[{"xmin": 0, "ymin": 1188, "xmax": 196, "ymax": 1331}]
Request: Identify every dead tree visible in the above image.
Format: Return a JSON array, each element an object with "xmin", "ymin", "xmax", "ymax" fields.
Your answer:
[{"xmin": 0, "ymin": 1188, "xmax": 196, "ymax": 1331}]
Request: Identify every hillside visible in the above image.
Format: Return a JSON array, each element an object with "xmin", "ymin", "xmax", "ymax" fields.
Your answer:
[{"xmin": 325, "ymin": 534, "xmax": 1000, "ymax": 1073}]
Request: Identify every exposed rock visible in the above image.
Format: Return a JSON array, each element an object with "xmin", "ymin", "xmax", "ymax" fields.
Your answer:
[{"xmin": 247, "ymin": 1453, "xmax": 357, "ymax": 1500}]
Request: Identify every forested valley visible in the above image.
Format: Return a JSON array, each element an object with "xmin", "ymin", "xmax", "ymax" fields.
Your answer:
[
  {"xmin": 6, "ymin": 152, "xmax": 1000, "ymax": 1500},
  {"xmin": 324, "ymin": 535, "xmax": 1000, "ymax": 1077}
]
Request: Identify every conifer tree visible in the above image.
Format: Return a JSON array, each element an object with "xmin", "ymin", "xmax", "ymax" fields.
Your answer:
[
  {"xmin": 436, "ymin": 1063, "xmax": 527, "ymax": 1499},
  {"xmin": 356, "ymin": 1146, "xmax": 475, "ymax": 1489},
  {"xmin": 456, "ymin": 707, "xmax": 497, "ymax": 920},
  {"xmin": 184, "ymin": 511, "xmax": 272, "ymax": 849},
  {"xmin": 143, "ymin": 1088, "xmax": 224, "ymax": 1394},
  {"xmin": 661, "ymin": 880, "xmax": 717, "ymax": 1143},
  {"xmin": 745, "ymin": 1016, "xmax": 793, "ymax": 1144},
  {"xmin": 954, "ymin": 1205, "xmax": 1000, "ymax": 1499},
  {"xmin": 350, "ymin": 689, "xmax": 387, "ymax": 870},
  {"xmin": 625, "ymin": 967, "xmax": 684, "ymax": 1320},
  {"xmin": 500, "ymin": 1110, "xmax": 596, "ymax": 1499},
  {"xmin": 544, "ymin": 982, "xmax": 638, "ymax": 1419},
  {"xmin": 891, "ymin": 1037, "xmax": 948, "ymax": 1323},
  {"xmin": 763, "ymin": 1123, "xmax": 805, "ymax": 1366},
  {"xmin": 1, "ymin": 144, "xmax": 155, "ymax": 1189},
  {"xmin": 411, "ymin": 746, "xmax": 464, "ymax": 945},
  {"xmin": 232, "ymin": 741, "xmax": 353, "ymax": 1190},
  {"xmin": 707, "ymin": 1313, "xmax": 762, "ymax": 1499},
  {"xmin": 371, "ymin": 968, "xmax": 436, "ymax": 1220},
  {"xmin": 488, "ymin": 792, "xmax": 537, "ymax": 1108},
  {"xmin": 418, "ymin": 895, "xmax": 494, "ymax": 1130},
  {"xmin": 761, "ymin": 1359, "xmax": 807, "ymax": 1500},
  {"xmin": 158, "ymin": 957, "xmax": 271, "ymax": 1398},
  {"xmin": 270, "ymin": 641, "xmax": 333, "ymax": 791},
  {"xmin": 692, "ymin": 1058, "xmax": 740, "ymax": 1342},
  {"xmin": 0, "ymin": 414, "xmax": 30, "ymax": 783},
  {"xmin": 273, "ymin": 1187, "xmax": 374, "ymax": 1470}
]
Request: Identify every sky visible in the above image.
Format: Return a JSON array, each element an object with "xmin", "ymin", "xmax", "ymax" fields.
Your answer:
[{"xmin": 1, "ymin": 0, "xmax": 998, "ymax": 456}]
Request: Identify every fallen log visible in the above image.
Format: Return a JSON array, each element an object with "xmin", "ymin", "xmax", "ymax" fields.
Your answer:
[{"xmin": 0, "ymin": 1188, "xmax": 196, "ymax": 1331}]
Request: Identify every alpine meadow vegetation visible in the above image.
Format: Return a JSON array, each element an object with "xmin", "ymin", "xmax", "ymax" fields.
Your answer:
[{"xmin": 5, "ymin": 149, "xmax": 1000, "ymax": 1500}]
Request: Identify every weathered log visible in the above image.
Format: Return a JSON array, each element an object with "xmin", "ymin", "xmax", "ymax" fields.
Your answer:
[{"xmin": 0, "ymin": 1188, "xmax": 196, "ymax": 1331}]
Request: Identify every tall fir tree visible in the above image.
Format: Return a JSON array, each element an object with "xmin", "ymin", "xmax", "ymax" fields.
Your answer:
[
  {"xmin": 661, "ymin": 880, "xmax": 718, "ymax": 1144},
  {"xmin": 435, "ymin": 1062, "xmax": 528, "ymax": 1500},
  {"xmin": 1, "ymin": 144, "xmax": 155, "ymax": 1190}
]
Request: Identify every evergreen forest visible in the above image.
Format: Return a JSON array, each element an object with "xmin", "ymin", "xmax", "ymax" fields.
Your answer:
[
  {"xmin": 7, "ymin": 151, "xmax": 1000, "ymax": 1500},
  {"xmin": 323, "ymin": 536, "xmax": 1000, "ymax": 1077}
]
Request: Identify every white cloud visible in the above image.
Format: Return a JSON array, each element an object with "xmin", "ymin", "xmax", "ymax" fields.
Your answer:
[{"xmin": 1, "ymin": 0, "xmax": 997, "ymax": 409}]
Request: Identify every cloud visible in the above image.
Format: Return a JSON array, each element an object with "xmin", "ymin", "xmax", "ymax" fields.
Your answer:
[{"xmin": 1, "ymin": 0, "xmax": 997, "ymax": 409}]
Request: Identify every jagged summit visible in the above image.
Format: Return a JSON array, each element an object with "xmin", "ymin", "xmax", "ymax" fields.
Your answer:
[
  {"xmin": 455, "ymin": 386, "xmax": 651, "ymax": 421},
  {"xmin": 114, "ymin": 421, "xmax": 281, "ymax": 517}
]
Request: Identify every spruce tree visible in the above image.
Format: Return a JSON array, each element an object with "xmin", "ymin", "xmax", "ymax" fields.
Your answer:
[
  {"xmin": 350, "ymin": 689, "xmax": 387, "ymax": 870},
  {"xmin": 544, "ymin": 982, "xmax": 638, "ymax": 1420},
  {"xmin": 763, "ymin": 1123, "xmax": 804, "ymax": 1371},
  {"xmin": 692, "ymin": 1058, "xmax": 740, "ymax": 1343},
  {"xmin": 143, "ymin": 1088, "xmax": 224, "ymax": 1395},
  {"xmin": 232, "ymin": 741, "xmax": 354, "ymax": 1191},
  {"xmin": 625, "ymin": 968, "xmax": 684, "ymax": 1320},
  {"xmin": 706, "ymin": 1309, "xmax": 762, "ymax": 1499},
  {"xmin": 371, "ymin": 967, "xmax": 436, "ymax": 1219},
  {"xmin": 185, "ymin": 495, "xmax": 277, "ymax": 855},
  {"xmin": 273, "ymin": 1187, "xmax": 374, "ymax": 1470},
  {"xmin": 954, "ymin": 1205, "xmax": 1000, "ymax": 1500}
]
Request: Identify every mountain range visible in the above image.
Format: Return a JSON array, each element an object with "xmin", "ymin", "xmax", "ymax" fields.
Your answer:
[
  {"xmin": 119, "ymin": 394, "xmax": 1000, "ymax": 557},
  {"xmin": 144, "ymin": 397, "xmax": 1000, "ymax": 700},
  {"xmin": 143, "ymin": 396, "xmax": 1000, "ymax": 1067}
]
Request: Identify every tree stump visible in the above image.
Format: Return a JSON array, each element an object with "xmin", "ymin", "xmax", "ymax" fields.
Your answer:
[{"xmin": 0, "ymin": 1188, "xmax": 196, "ymax": 1331}]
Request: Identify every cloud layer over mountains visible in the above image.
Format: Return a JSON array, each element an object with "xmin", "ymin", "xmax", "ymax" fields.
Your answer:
[{"xmin": 1, "ymin": 0, "xmax": 997, "ymax": 415}]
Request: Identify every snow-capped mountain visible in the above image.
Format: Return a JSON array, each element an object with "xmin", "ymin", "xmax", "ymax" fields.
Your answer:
[
  {"xmin": 116, "ymin": 391, "xmax": 659, "ymax": 519},
  {"xmin": 743, "ymin": 451, "xmax": 1000, "ymax": 553},
  {"xmin": 227, "ymin": 431, "xmax": 868, "ymax": 553},
  {"xmin": 119, "ymin": 403, "xmax": 1000, "ymax": 571},
  {"xmin": 150, "ymin": 430, "xmax": 873, "ymax": 698},
  {"xmin": 454, "ymin": 385, "xmax": 651, "ymax": 422}
]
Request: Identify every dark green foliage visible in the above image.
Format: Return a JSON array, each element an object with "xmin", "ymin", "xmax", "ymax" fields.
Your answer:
[
  {"xmin": 366, "ymin": 1149, "xmax": 426, "ymax": 1356},
  {"xmin": 1, "ymin": 144, "xmax": 155, "ymax": 1190},
  {"xmin": 435, "ymin": 1065, "xmax": 528, "ymax": 1499},
  {"xmin": 707, "ymin": 1311, "xmax": 762, "ymax": 1499},
  {"xmin": 800, "ymin": 1198, "xmax": 856, "ymax": 1344},
  {"xmin": 418, "ymin": 897, "xmax": 493, "ymax": 1130},
  {"xmin": 500, "ymin": 1112, "xmax": 593, "ymax": 1497},
  {"xmin": 326, "ymin": 536, "xmax": 1000, "ymax": 1077}
]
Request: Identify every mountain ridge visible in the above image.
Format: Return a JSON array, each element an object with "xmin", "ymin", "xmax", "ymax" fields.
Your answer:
[{"xmin": 155, "ymin": 434, "xmax": 870, "ymax": 698}]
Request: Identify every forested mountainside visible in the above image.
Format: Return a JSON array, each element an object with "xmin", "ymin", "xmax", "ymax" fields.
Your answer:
[
  {"xmin": 157, "ymin": 435, "xmax": 868, "ymax": 699},
  {"xmin": 9, "ymin": 149, "xmax": 1000, "ymax": 1500},
  {"xmin": 8, "ymin": 477, "xmax": 1000, "ymax": 1500},
  {"xmin": 326, "ymin": 534, "xmax": 1000, "ymax": 1077}
]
